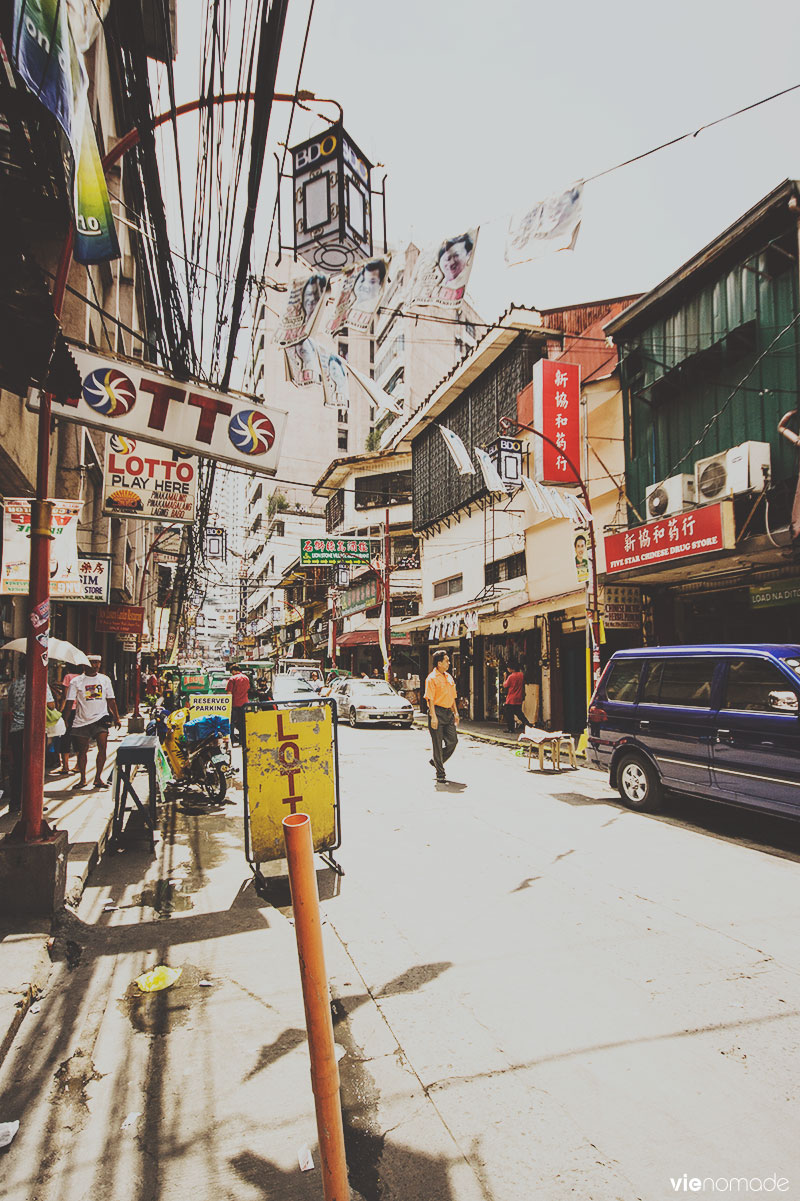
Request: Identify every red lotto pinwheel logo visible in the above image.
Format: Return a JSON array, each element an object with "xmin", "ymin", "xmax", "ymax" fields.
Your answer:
[
  {"xmin": 228, "ymin": 409, "xmax": 276, "ymax": 456},
  {"xmin": 82, "ymin": 368, "xmax": 137, "ymax": 417}
]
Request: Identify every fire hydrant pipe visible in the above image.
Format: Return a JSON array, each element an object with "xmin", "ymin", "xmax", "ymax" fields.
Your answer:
[{"xmin": 283, "ymin": 812, "xmax": 350, "ymax": 1200}]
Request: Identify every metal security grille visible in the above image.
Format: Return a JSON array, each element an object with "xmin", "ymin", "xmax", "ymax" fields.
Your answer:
[{"xmin": 412, "ymin": 339, "xmax": 540, "ymax": 531}]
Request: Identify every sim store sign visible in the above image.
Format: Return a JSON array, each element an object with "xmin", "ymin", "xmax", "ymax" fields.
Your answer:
[
  {"xmin": 532, "ymin": 359, "xmax": 580, "ymax": 485},
  {"xmin": 604, "ymin": 502, "xmax": 734, "ymax": 575}
]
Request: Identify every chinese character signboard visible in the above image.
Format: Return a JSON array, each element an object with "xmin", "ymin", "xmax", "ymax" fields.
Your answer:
[
  {"xmin": 300, "ymin": 537, "xmax": 374, "ymax": 566},
  {"xmin": 336, "ymin": 578, "xmax": 379, "ymax": 618},
  {"xmin": 78, "ymin": 553, "xmax": 112, "ymax": 603},
  {"xmin": 532, "ymin": 359, "xmax": 581, "ymax": 485},
  {"xmin": 103, "ymin": 435, "xmax": 197, "ymax": 523},
  {"xmin": 29, "ymin": 343, "xmax": 288, "ymax": 475},
  {"xmin": 604, "ymin": 502, "xmax": 734, "ymax": 575},
  {"xmin": 602, "ymin": 585, "xmax": 643, "ymax": 629},
  {"xmin": 1, "ymin": 499, "xmax": 82, "ymax": 596},
  {"xmin": 95, "ymin": 604, "xmax": 144, "ymax": 635}
]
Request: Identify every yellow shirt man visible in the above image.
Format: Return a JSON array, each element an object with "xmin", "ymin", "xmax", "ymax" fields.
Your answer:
[{"xmin": 424, "ymin": 650, "xmax": 459, "ymax": 781}]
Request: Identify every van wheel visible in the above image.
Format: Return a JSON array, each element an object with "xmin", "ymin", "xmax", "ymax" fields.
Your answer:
[{"xmin": 616, "ymin": 752, "xmax": 662, "ymax": 812}]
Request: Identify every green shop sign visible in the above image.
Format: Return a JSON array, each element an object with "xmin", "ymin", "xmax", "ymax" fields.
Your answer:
[
  {"xmin": 300, "ymin": 537, "xmax": 374, "ymax": 566},
  {"xmin": 749, "ymin": 577, "xmax": 800, "ymax": 609}
]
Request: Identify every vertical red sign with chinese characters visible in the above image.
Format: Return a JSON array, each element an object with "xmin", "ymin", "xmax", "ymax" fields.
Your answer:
[{"xmin": 532, "ymin": 359, "xmax": 581, "ymax": 485}]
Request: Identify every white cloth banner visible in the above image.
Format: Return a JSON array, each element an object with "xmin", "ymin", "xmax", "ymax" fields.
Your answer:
[
  {"xmin": 474, "ymin": 446, "xmax": 506, "ymax": 493},
  {"xmin": 408, "ymin": 228, "xmax": 479, "ymax": 307},
  {"xmin": 344, "ymin": 360, "xmax": 403, "ymax": 416},
  {"xmin": 439, "ymin": 426, "xmax": 475, "ymax": 475},
  {"xmin": 521, "ymin": 475, "xmax": 588, "ymax": 525},
  {"xmin": 505, "ymin": 182, "xmax": 583, "ymax": 266}
]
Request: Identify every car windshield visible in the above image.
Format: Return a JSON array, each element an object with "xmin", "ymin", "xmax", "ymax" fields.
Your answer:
[
  {"xmin": 272, "ymin": 676, "xmax": 318, "ymax": 698},
  {"xmin": 352, "ymin": 681, "xmax": 396, "ymax": 696}
]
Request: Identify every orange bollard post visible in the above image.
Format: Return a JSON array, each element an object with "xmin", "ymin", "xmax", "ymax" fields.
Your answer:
[{"xmin": 283, "ymin": 812, "xmax": 350, "ymax": 1201}]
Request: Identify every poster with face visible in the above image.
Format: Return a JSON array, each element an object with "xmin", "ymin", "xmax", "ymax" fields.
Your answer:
[
  {"xmin": 275, "ymin": 270, "xmax": 328, "ymax": 347},
  {"xmin": 320, "ymin": 350, "xmax": 350, "ymax": 410},
  {"xmin": 285, "ymin": 338, "xmax": 322, "ymax": 387},
  {"xmin": 329, "ymin": 256, "xmax": 391, "ymax": 335},
  {"xmin": 573, "ymin": 527, "xmax": 590, "ymax": 585},
  {"xmin": 408, "ymin": 228, "xmax": 479, "ymax": 307}
]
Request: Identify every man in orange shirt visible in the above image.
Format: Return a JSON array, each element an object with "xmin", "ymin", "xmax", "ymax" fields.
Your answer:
[{"xmin": 424, "ymin": 650, "xmax": 459, "ymax": 782}]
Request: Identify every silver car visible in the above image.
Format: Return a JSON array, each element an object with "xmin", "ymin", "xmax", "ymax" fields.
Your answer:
[{"xmin": 336, "ymin": 680, "xmax": 414, "ymax": 727}]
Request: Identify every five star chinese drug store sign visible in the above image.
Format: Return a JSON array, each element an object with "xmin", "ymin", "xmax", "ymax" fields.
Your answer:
[{"xmin": 532, "ymin": 359, "xmax": 581, "ymax": 485}]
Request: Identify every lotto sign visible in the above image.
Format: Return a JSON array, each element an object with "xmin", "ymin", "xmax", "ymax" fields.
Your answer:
[
  {"xmin": 532, "ymin": 359, "xmax": 581, "ymax": 485},
  {"xmin": 103, "ymin": 435, "xmax": 198, "ymax": 523},
  {"xmin": 300, "ymin": 537, "xmax": 373, "ymax": 566},
  {"xmin": 188, "ymin": 693, "xmax": 232, "ymax": 721},
  {"xmin": 604, "ymin": 502, "xmax": 734, "ymax": 575},
  {"xmin": 243, "ymin": 702, "xmax": 340, "ymax": 865},
  {"xmin": 29, "ymin": 343, "xmax": 288, "ymax": 475}
]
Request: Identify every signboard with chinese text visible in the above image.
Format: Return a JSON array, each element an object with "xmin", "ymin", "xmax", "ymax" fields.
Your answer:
[
  {"xmin": 95, "ymin": 604, "xmax": 144, "ymax": 635},
  {"xmin": 300, "ymin": 537, "xmax": 374, "ymax": 566},
  {"xmin": 749, "ymin": 577, "xmax": 800, "ymax": 610},
  {"xmin": 103, "ymin": 435, "xmax": 197, "ymax": 523},
  {"xmin": 243, "ymin": 702, "xmax": 340, "ymax": 865},
  {"xmin": 1, "ymin": 499, "xmax": 82, "ymax": 596},
  {"xmin": 29, "ymin": 343, "xmax": 288, "ymax": 475},
  {"xmin": 78, "ymin": 553, "xmax": 112, "ymax": 603},
  {"xmin": 604, "ymin": 502, "xmax": 734, "ymax": 575},
  {"xmin": 602, "ymin": 585, "xmax": 643, "ymax": 629},
  {"xmin": 532, "ymin": 359, "xmax": 580, "ymax": 485},
  {"xmin": 336, "ymin": 578, "xmax": 380, "ymax": 617}
]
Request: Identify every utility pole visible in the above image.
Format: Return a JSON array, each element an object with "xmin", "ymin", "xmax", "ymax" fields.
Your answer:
[{"xmin": 383, "ymin": 507, "xmax": 392, "ymax": 683}]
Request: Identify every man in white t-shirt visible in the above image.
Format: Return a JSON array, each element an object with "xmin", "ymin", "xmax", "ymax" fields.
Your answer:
[{"xmin": 65, "ymin": 654, "xmax": 120, "ymax": 788}]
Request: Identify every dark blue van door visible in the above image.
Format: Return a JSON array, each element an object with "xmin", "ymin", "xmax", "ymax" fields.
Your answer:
[
  {"xmin": 634, "ymin": 657, "xmax": 718, "ymax": 792},
  {"xmin": 712, "ymin": 657, "xmax": 800, "ymax": 812}
]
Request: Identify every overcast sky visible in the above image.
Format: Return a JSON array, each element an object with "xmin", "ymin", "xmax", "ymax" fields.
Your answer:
[{"xmin": 156, "ymin": 0, "xmax": 800, "ymax": 354}]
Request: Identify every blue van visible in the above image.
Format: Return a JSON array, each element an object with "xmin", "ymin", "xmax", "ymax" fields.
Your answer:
[{"xmin": 588, "ymin": 645, "xmax": 800, "ymax": 816}]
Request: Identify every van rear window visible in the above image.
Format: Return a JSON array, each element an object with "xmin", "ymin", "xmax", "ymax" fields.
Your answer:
[
  {"xmin": 642, "ymin": 659, "xmax": 715, "ymax": 707},
  {"xmin": 605, "ymin": 660, "xmax": 641, "ymax": 703}
]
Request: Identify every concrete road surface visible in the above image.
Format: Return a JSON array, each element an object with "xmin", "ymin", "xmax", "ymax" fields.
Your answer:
[{"xmin": 1, "ymin": 723, "xmax": 800, "ymax": 1200}]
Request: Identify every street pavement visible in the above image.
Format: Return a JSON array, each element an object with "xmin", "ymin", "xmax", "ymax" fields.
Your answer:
[{"xmin": 1, "ymin": 722, "xmax": 800, "ymax": 1199}]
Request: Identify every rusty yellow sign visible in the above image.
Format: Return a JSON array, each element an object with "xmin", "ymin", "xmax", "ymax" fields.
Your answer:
[{"xmin": 243, "ymin": 703, "xmax": 338, "ymax": 864}]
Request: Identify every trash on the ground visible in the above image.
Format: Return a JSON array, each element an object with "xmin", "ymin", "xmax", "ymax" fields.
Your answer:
[
  {"xmin": 29, "ymin": 1003, "xmax": 41, "ymax": 1014},
  {"xmin": 103, "ymin": 903, "xmax": 118, "ymax": 912},
  {"xmin": 121, "ymin": 1112, "xmax": 142, "ymax": 1130},
  {"xmin": 298, "ymin": 1145, "xmax": 314, "ymax": 1171},
  {"xmin": 0, "ymin": 1120, "xmax": 20, "ymax": 1148},
  {"xmin": 198, "ymin": 979, "xmax": 213, "ymax": 987},
  {"xmin": 335, "ymin": 1044, "xmax": 345, "ymax": 1061},
  {"xmin": 134, "ymin": 965, "xmax": 182, "ymax": 993}
]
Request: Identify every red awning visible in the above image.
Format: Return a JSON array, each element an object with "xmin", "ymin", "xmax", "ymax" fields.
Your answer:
[{"xmin": 336, "ymin": 629, "xmax": 411, "ymax": 647}]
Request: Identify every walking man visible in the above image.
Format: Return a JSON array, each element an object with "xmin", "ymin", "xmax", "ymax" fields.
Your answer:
[
  {"xmin": 425, "ymin": 650, "xmax": 459, "ymax": 782},
  {"xmin": 226, "ymin": 663, "xmax": 250, "ymax": 746},
  {"xmin": 65, "ymin": 653, "xmax": 120, "ymax": 788}
]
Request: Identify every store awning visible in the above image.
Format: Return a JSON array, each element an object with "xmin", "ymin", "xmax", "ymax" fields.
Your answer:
[{"xmin": 337, "ymin": 629, "xmax": 411, "ymax": 647}]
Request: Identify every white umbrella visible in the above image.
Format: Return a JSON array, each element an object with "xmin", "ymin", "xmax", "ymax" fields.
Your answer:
[{"xmin": 2, "ymin": 637, "xmax": 91, "ymax": 666}]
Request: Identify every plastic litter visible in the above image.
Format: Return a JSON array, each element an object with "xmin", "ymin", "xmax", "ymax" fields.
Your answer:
[
  {"xmin": 198, "ymin": 979, "xmax": 213, "ymax": 987},
  {"xmin": 103, "ymin": 903, "xmax": 118, "ymax": 911},
  {"xmin": 0, "ymin": 1121, "xmax": 20, "ymax": 1148},
  {"xmin": 121, "ymin": 1112, "xmax": 142, "ymax": 1130},
  {"xmin": 134, "ymin": 965, "xmax": 182, "ymax": 993},
  {"xmin": 335, "ymin": 1044, "xmax": 345, "ymax": 1061},
  {"xmin": 298, "ymin": 1145, "xmax": 314, "ymax": 1172},
  {"xmin": 29, "ymin": 1003, "xmax": 41, "ymax": 1014}
]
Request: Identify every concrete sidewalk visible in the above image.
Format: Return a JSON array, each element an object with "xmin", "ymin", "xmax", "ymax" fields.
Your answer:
[{"xmin": 0, "ymin": 729, "xmax": 124, "ymax": 1068}]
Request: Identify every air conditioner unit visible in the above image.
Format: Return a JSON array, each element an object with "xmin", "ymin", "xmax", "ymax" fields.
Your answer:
[
  {"xmin": 694, "ymin": 441, "xmax": 771, "ymax": 503},
  {"xmin": 645, "ymin": 474, "xmax": 695, "ymax": 519}
]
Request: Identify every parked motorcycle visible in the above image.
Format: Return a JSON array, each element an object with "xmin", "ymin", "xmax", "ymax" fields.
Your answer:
[{"xmin": 147, "ymin": 705, "xmax": 230, "ymax": 804}]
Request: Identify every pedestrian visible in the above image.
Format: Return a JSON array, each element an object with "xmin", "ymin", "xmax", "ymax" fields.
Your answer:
[
  {"xmin": 7, "ymin": 657, "xmax": 59, "ymax": 811},
  {"xmin": 56, "ymin": 664, "xmax": 84, "ymax": 774},
  {"xmin": 502, "ymin": 662, "xmax": 526, "ymax": 733},
  {"xmin": 424, "ymin": 649, "xmax": 459, "ymax": 783},
  {"xmin": 64, "ymin": 653, "xmax": 120, "ymax": 788},
  {"xmin": 226, "ymin": 662, "xmax": 250, "ymax": 746}
]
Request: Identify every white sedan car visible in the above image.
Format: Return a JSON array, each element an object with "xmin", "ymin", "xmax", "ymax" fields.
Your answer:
[{"xmin": 334, "ymin": 679, "xmax": 414, "ymax": 727}]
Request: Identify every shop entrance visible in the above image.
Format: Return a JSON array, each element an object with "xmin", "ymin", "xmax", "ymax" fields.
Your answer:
[{"xmin": 561, "ymin": 632, "xmax": 587, "ymax": 735}]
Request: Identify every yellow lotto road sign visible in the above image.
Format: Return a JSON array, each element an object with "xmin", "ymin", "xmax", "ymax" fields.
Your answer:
[
  {"xmin": 243, "ymin": 701, "xmax": 340, "ymax": 868},
  {"xmin": 188, "ymin": 692, "xmax": 233, "ymax": 720}
]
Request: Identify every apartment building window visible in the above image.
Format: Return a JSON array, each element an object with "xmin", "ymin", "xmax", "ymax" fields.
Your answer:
[
  {"xmin": 326, "ymin": 488, "xmax": 345, "ymax": 532},
  {"xmin": 485, "ymin": 551, "xmax": 526, "ymax": 586},
  {"xmin": 338, "ymin": 341, "xmax": 348, "ymax": 360},
  {"xmin": 338, "ymin": 429, "xmax": 348, "ymax": 451},
  {"xmin": 273, "ymin": 521, "xmax": 285, "ymax": 537},
  {"xmin": 338, "ymin": 408, "xmax": 348, "ymax": 423},
  {"xmin": 433, "ymin": 574, "xmax": 463, "ymax": 599},
  {"xmin": 369, "ymin": 338, "xmax": 374, "ymax": 364}
]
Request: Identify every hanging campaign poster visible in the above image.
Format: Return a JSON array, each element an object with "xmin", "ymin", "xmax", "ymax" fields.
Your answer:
[
  {"xmin": 329, "ymin": 256, "xmax": 391, "ymax": 334},
  {"xmin": 505, "ymin": 182, "xmax": 583, "ymax": 267},
  {"xmin": 275, "ymin": 271, "xmax": 328, "ymax": 347},
  {"xmin": 573, "ymin": 528, "xmax": 591, "ymax": 585},
  {"xmin": 285, "ymin": 339, "xmax": 322, "ymax": 387},
  {"xmin": 1, "ymin": 499, "xmax": 82, "ymax": 596},
  {"xmin": 320, "ymin": 349, "xmax": 350, "ymax": 409},
  {"xmin": 103, "ymin": 435, "xmax": 198, "ymax": 523},
  {"xmin": 408, "ymin": 228, "xmax": 479, "ymax": 307},
  {"xmin": 29, "ymin": 343, "xmax": 288, "ymax": 475}
]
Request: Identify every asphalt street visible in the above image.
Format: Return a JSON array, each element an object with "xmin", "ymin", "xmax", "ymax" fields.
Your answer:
[{"xmin": 1, "ymin": 723, "xmax": 800, "ymax": 1200}]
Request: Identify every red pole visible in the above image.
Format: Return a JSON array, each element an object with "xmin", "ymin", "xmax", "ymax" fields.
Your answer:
[
  {"xmin": 383, "ymin": 507, "xmax": 392, "ymax": 684},
  {"xmin": 133, "ymin": 522, "xmax": 180, "ymax": 717},
  {"xmin": 282, "ymin": 813, "xmax": 349, "ymax": 1201}
]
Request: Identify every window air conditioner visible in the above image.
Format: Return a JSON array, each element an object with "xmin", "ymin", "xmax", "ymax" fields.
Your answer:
[
  {"xmin": 694, "ymin": 441, "xmax": 771, "ymax": 503},
  {"xmin": 645, "ymin": 474, "xmax": 695, "ymax": 519}
]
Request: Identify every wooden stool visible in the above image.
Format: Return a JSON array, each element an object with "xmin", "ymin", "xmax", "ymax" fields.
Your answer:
[
  {"xmin": 518, "ymin": 727, "xmax": 564, "ymax": 771},
  {"xmin": 558, "ymin": 734, "xmax": 577, "ymax": 768}
]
